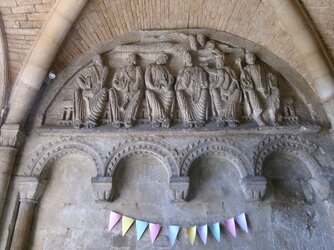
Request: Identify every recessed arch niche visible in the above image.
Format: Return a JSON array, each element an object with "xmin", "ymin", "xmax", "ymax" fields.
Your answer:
[
  {"xmin": 187, "ymin": 155, "xmax": 244, "ymax": 209},
  {"xmin": 261, "ymin": 152, "xmax": 332, "ymax": 249},
  {"xmin": 30, "ymin": 154, "xmax": 111, "ymax": 250}
]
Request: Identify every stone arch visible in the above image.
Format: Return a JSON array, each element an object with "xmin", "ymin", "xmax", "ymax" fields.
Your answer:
[
  {"xmin": 179, "ymin": 138, "xmax": 253, "ymax": 178},
  {"xmin": 105, "ymin": 139, "xmax": 179, "ymax": 178},
  {"xmin": 26, "ymin": 140, "xmax": 104, "ymax": 177},
  {"xmin": 0, "ymin": 13, "xmax": 8, "ymax": 117},
  {"xmin": 253, "ymin": 135, "xmax": 330, "ymax": 201},
  {"xmin": 253, "ymin": 135, "xmax": 321, "ymax": 176}
]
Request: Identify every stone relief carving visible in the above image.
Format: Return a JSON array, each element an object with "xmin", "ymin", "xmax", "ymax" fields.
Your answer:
[
  {"xmin": 281, "ymin": 96, "xmax": 299, "ymax": 125},
  {"xmin": 73, "ymin": 54, "xmax": 109, "ymax": 128},
  {"xmin": 42, "ymin": 31, "xmax": 316, "ymax": 132},
  {"xmin": 145, "ymin": 53, "xmax": 175, "ymax": 128},
  {"xmin": 202, "ymin": 54, "xmax": 241, "ymax": 127},
  {"xmin": 109, "ymin": 53, "xmax": 144, "ymax": 128},
  {"xmin": 175, "ymin": 53, "xmax": 209, "ymax": 128},
  {"xmin": 237, "ymin": 53, "xmax": 280, "ymax": 126}
]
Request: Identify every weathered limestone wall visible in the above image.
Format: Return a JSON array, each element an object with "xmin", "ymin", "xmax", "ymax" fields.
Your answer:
[{"xmin": 24, "ymin": 153, "xmax": 334, "ymax": 249}]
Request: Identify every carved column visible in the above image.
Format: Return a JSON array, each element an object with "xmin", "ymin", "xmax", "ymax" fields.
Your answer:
[
  {"xmin": 10, "ymin": 177, "xmax": 46, "ymax": 250},
  {"xmin": 0, "ymin": 124, "xmax": 24, "ymax": 218}
]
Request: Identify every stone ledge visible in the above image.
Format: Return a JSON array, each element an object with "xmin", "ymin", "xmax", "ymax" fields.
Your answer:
[{"xmin": 35, "ymin": 121, "xmax": 321, "ymax": 138}]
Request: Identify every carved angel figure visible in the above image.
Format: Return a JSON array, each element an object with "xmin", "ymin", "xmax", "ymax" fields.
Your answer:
[
  {"xmin": 203, "ymin": 54, "xmax": 241, "ymax": 127},
  {"xmin": 73, "ymin": 54, "xmax": 109, "ymax": 129},
  {"xmin": 109, "ymin": 53, "xmax": 143, "ymax": 128},
  {"xmin": 175, "ymin": 53, "xmax": 209, "ymax": 128},
  {"xmin": 237, "ymin": 52, "xmax": 280, "ymax": 126},
  {"xmin": 145, "ymin": 53, "xmax": 175, "ymax": 128}
]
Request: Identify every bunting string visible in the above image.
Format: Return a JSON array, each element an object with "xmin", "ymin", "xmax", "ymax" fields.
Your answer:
[{"xmin": 108, "ymin": 211, "xmax": 249, "ymax": 246}]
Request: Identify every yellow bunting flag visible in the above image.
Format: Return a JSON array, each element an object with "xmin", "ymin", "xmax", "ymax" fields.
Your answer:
[
  {"xmin": 122, "ymin": 216, "xmax": 135, "ymax": 236},
  {"xmin": 186, "ymin": 226, "xmax": 196, "ymax": 246}
]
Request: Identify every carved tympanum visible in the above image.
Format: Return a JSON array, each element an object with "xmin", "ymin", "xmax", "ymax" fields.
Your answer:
[
  {"xmin": 175, "ymin": 53, "xmax": 209, "ymax": 128},
  {"xmin": 44, "ymin": 32, "xmax": 314, "ymax": 130},
  {"xmin": 237, "ymin": 52, "xmax": 280, "ymax": 126},
  {"xmin": 109, "ymin": 53, "xmax": 144, "ymax": 128},
  {"xmin": 145, "ymin": 53, "xmax": 175, "ymax": 128},
  {"xmin": 203, "ymin": 54, "xmax": 241, "ymax": 127},
  {"xmin": 73, "ymin": 54, "xmax": 109, "ymax": 129}
]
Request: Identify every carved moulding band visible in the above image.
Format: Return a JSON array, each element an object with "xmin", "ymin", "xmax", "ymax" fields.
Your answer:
[
  {"xmin": 179, "ymin": 138, "xmax": 253, "ymax": 177},
  {"xmin": 105, "ymin": 139, "xmax": 179, "ymax": 177},
  {"xmin": 253, "ymin": 135, "xmax": 321, "ymax": 176},
  {"xmin": 25, "ymin": 140, "xmax": 104, "ymax": 177}
]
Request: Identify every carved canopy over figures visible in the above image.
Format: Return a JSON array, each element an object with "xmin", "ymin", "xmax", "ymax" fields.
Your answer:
[{"xmin": 44, "ymin": 31, "xmax": 314, "ymax": 130}]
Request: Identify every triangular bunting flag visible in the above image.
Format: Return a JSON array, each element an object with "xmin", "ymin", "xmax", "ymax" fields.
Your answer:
[
  {"xmin": 209, "ymin": 223, "xmax": 220, "ymax": 242},
  {"xmin": 224, "ymin": 218, "xmax": 237, "ymax": 237},
  {"xmin": 136, "ymin": 220, "xmax": 148, "ymax": 240},
  {"xmin": 197, "ymin": 225, "xmax": 208, "ymax": 245},
  {"xmin": 235, "ymin": 213, "xmax": 249, "ymax": 233},
  {"xmin": 149, "ymin": 223, "xmax": 161, "ymax": 243},
  {"xmin": 108, "ymin": 211, "xmax": 122, "ymax": 231},
  {"xmin": 122, "ymin": 216, "xmax": 135, "ymax": 236},
  {"xmin": 186, "ymin": 226, "xmax": 196, "ymax": 245},
  {"xmin": 168, "ymin": 225, "xmax": 180, "ymax": 246}
]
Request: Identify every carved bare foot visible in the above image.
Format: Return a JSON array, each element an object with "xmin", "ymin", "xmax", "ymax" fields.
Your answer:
[
  {"xmin": 73, "ymin": 120, "xmax": 82, "ymax": 129},
  {"xmin": 271, "ymin": 121, "xmax": 280, "ymax": 126},
  {"xmin": 228, "ymin": 121, "xmax": 238, "ymax": 127},
  {"xmin": 184, "ymin": 122, "xmax": 193, "ymax": 128},
  {"xmin": 124, "ymin": 122, "xmax": 133, "ymax": 128},
  {"xmin": 161, "ymin": 119, "xmax": 170, "ymax": 128},
  {"xmin": 216, "ymin": 119, "xmax": 225, "ymax": 127},
  {"xmin": 85, "ymin": 120, "xmax": 96, "ymax": 129},
  {"xmin": 112, "ymin": 121, "xmax": 121, "ymax": 128},
  {"xmin": 152, "ymin": 120, "xmax": 160, "ymax": 128},
  {"xmin": 194, "ymin": 121, "xmax": 204, "ymax": 128}
]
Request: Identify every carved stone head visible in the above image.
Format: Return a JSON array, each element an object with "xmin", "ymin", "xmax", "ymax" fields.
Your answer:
[
  {"xmin": 197, "ymin": 33, "xmax": 206, "ymax": 47},
  {"xmin": 92, "ymin": 54, "xmax": 103, "ymax": 66},
  {"xmin": 127, "ymin": 53, "xmax": 137, "ymax": 65},
  {"xmin": 245, "ymin": 52, "xmax": 256, "ymax": 65},
  {"xmin": 155, "ymin": 53, "xmax": 168, "ymax": 65},
  {"xmin": 215, "ymin": 54, "xmax": 225, "ymax": 68},
  {"xmin": 183, "ymin": 52, "xmax": 193, "ymax": 67}
]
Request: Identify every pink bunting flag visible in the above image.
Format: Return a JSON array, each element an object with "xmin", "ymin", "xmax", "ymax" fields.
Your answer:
[
  {"xmin": 235, "ymin": 213, "xmax": 249, "ymax": 233},
  {"xmin": 224, "ymin": 218, "xmax": 237, "ymax": 238},
  {"xmin": 108, "ymin": 211, "xmax": 121, "ymax": 231},
  {"xmin": 149, "ymin": 223, "xmax": 162, "ymax": 243}
]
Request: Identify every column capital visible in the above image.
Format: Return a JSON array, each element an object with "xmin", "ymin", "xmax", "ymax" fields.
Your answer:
[
  {"xmin": 15, "ymin": 176, "xmax": 47, "ymax": 202},
  {"xmin": 240, "ymin": 176, "xmax": 267, "ymax": 201},
  {"xmin": 0, "ymin": 124, "xmax": 25, "ymax": 148},
  {"xmin": 169, "ymin": 176, "xmax": 190, "ymax": 202},
  {"xmin": 91, "ymin": 176, "xmax": 113, "ymax": 201}
]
